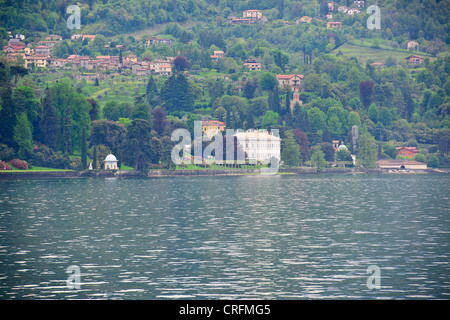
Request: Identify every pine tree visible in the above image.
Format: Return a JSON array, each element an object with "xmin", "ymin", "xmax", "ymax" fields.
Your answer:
[
  {"xmin": 311, "ymin": 146, "xmax": 326, "ymax": 172},
  {"xmin": 281, "ymin": 131, "xmax": 301, "ymax": 167},
  {"xmin": 81, "ymin": 128, "xmax": 87, "ymax": 170},
  {"xmin": 39, "ymin": 88, "xmax": 59, "ymax": 150}
]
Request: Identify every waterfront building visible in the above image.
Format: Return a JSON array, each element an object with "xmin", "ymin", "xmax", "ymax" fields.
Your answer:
[
  {"xmin": 234, "ymin": 129, "xmax": 281, "ymax": 162},
  {"xmin": 104, "ymin": 154, "xmax": 118, "ymax": 170}
]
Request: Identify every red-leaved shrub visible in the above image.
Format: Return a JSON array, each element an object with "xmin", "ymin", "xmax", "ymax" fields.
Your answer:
[
  {"xmin": 0, "ymin": 160, "xmax": 11, "ymax": 170},
  {"xmin": 10, "ymin": 159, "xmax": 28, "ymax": 170}
]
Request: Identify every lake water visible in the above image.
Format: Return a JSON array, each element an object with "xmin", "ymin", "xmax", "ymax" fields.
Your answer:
[{"xmin": 0, "ymin": 174, "xmax": 449, "ymax": 299}]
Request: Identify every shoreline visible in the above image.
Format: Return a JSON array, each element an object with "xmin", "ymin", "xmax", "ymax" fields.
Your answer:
[{"xmin": 0, "ymin": 167, "xmax": 443, "ymax": 179}]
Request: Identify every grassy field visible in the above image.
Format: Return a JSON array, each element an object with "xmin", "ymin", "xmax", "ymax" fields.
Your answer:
[
  {"xmin": 84, "ymin": 76, "xmax": 148, "ymax": 106},
  {"xmin": 331, "ymin": 41, "xmax": 434, "ymax": 65},
  {"xmin": 1, "ymin": 166, "xmax": 74, "ymax": 173}
]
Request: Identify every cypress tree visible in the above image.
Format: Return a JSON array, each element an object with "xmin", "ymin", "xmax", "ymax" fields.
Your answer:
[
  {"xmin": 116, "ymin": 148, "xmax": 122, "ymax": 169},
  {"xmin": 0, "ymin": 86, "xmax": 16, "ymax": 146},
  {"xmin": 39, "ymin": 88, "xmax": 59, "ymax": 150},
  {"xmin": 273, "ymin": 86, "xmax": 280, "ymax": 114},
  {"xmin": 63, "ymin": 106, "xmax": 72, "ymax": 156},
  {"xmin": 81, "ymin": 128, "xmax": 87, "ymax": 170},
  {"xmin": 93, "ymin": 145, "xmax": 97, "ymax": 169},
  {"xmin": 285, "ymin": 90, "xmax": 291, "ymax": 116}
]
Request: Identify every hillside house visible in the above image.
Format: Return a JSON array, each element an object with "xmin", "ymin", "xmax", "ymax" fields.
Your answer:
[
  {"xmin": 396, "ymin": 147, "xmax": 419, "ymax": 158},
  {"xmin": 326, "ymin": 21, "xmax": 342, "ymax": 29},
  {"xmin": 347, "ymin": 8, "xmax": 361, "ymax": 15},
  {"xmin": 145, "ymin": 36, "xmax": 175, "ymax": 47},
  {"xmin": 46, "ymin": 35, "xmax": 62, "ymax": 41},
  {"xmin": 202, "ymin": 120, "xmax": 226, "ymax": 139},
  {"xmin": 276, "ymin": 74, "xmax": 304, "ymax": 91},
  {"xmin": 243, "ymin": 9, "xmax": 263, "ymax": 20},
  {"xmin": 34, "ymin": 45, "xmax": 51, "ymax": 56},
  {"xmin": 405, "ymin": 55, "xmax": 424, "ymax": 65},
  {"xmin": 229, "ymin": 18, "xmax": 255, "ymax": 25},
  {"xmin": 243, "ymin": 60, "xmax": 261, "ymax": 71},
  {"xmin": 328, "ymin": 1, "xmax": 338, "ymax": 11},
  {"xmin": 297, "ymin": 16, "xmax": 312, "ymax": 24},
  {"xmin": 407, "ymin": 40, "xmax": 419, "ymax": 51},
  {"xmin": 25, "ymin": 55, "xmax": 48, "ymax": 68}
]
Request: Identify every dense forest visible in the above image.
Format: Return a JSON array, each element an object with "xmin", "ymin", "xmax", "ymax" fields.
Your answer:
[{"xmin": 0, "ymin": 0, "xmax": 449, "ymax": 171}]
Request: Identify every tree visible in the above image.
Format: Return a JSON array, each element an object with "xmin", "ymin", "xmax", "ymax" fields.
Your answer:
[
  {"xmin": 281, "ymin": 131, "xmax": 301, "ymax": 167},
  {"xmin": 62, "ymin": 106, "xmax": 72, "ymax": 156},
  {"xmin": 87, "ymin": 98, "xmax": 99, "ymax": 121},
  {"xmin": 121, "ymin": 119, "xmax": 155, "ymax": 171},
  {"xmin": 307, "ymin": 107, "xmax": 326, "ymax": 133},
  {"xmin": 368, "ymin": 103, "xmax": 379, "ymax": 123},
  {"xmin": 92, "ymin": 145, "xmax": 97, "ymax": 169},
  {"xmin": 383, "ymin": 144, "xmax": 397, "ymax": 159},
  {"xmin": 81, "ymin": 128, "xmax": 87, "ymax": 170},
  {"xmin": 39, "ymin": 88, "xmax": 59, "ymax": 150},
  {"xmin": 213, "ymin": 106, "xmax": 226, "ymax": 122},
  {"xmin": 130, "ymin": 103, "xmax": 150, "ymax": 120},
  {"xmin": 318, "ymin": 142, "xmax": 335, "ymax": 161},
  {"xmin": 243, "ymin": 77, "xmax": 259, "ymax": 100},
  {"xmin": 357, "ymin": 132, "xmax": 378, "ymax": 168},
  {"xmin": 292, "ymin": 129, "xmax": 310, "ymax": 162},
  {"xmin": 259, "ymin": 72, "xmax": 278, "ymax": 91},
  {"xmin": 174, "ymin": 55, "xmax": 189, "ymax": 72},
  {"xmin": 13, "ymin": 86, "xmax": 39, "ymax": 131},
  {"xmin": 94, "ymin": 77, "xmax": 99, "ymax": 86},
  {"xmin": 327, "ymin": 114, "xmax": 343, "ymax": 138},
  {"xmin": 0, "ymin": 85, "xmax": 15, "ymax": 146},
  {"xmin": 151, "ymin": 107, "xmax": 171, "ymax": 136},
  {"xmin": 427, "ymin": 155, "xmax": 439, "ymax": 168},
  {"xmin": 359, "ymin": 81, "xmax": 374, "ymax": 108},
  {"xmin": 262, "ymin": 110, "xmax": 279, "ymax": 129},
  {"xmin": 277, "ymin": 0, "xmax": 285, "ymax": 19},
  {"xmin": 336, "ymin": 147, "xmax": 352, "ymax": 162},
  {"xmin": 160, "ymin": 73, "xmax": 198, "ymax": 114},
  {"xmin": 90, "ymin": 120, "xmax": 126, "ymax": 152},
  {"xmin": 378, "ymin": 107, "xmax": 392, "ymax": 127},
  {"xmin": 311, "ymin": 146, "xmax": 326, "ymax": 172},
  {"xmin": 13, "ymin": 112, "xmax": 33, "ymax": 160},
  {"xmin": 438, "ymin": 131, "xmax": 450, "ymax": 156}
]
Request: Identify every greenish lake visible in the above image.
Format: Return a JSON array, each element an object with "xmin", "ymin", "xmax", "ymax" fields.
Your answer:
[{"xmin": 0, "ymin": 174, "xmax": 449, "ymax": 299}]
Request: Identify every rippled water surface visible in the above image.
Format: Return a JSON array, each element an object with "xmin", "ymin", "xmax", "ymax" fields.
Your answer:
[{"xmin": 0, "ymin": 174, "xmax": 449, "ymax": 299}]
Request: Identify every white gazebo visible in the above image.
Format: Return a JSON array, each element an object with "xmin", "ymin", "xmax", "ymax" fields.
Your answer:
[{"xmin": 104, "ymin": 154, "xmax": 118, "ymax": 170}]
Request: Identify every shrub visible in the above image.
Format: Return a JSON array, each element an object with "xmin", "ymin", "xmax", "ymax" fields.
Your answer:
[
  {"xmin": 32, "ymin": 144, "xmax": 70, "ymax": 169},
  {"xmin": 0, "ymin": 160, "xmax": 12, "ymax": 170},
  {"xmin": 0, "ymin": 144, "xmax": 15, "ymax": 162},
  {"xmin": 427, "ymin": 155, "xmax": 440, "ymax": 168},
  {"xmin": 10, "ymin": 159, "xmax": 28, "ymax": 170},
  {"xmin": 69, "ymin": 158, "xmax": 84, "ymax": 171},
  {"xmin": 148, "ymin": 163, "xmax": 162, "ymax": 170}
]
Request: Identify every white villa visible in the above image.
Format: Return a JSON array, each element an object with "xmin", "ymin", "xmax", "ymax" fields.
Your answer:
[
  {"xmin": 104, "ymin": 154, "xmax": 118, "ymax": 170},
  {"xmin": 234, "ymin": 129, "xmax": 281, "ymax": 163}
]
